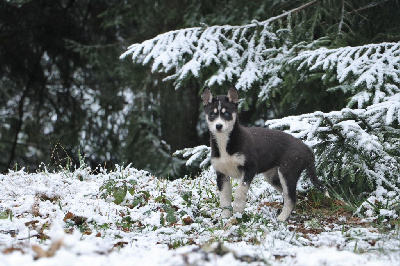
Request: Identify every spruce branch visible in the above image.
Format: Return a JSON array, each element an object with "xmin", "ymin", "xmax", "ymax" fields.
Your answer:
[
  {"xmin": 291, "ymin": 42, "xmax": 400, "ymax": 108},
  {"xmin": 351, "ymin": 0, "xmax": 392, "ymax": 13},
  {"xmin": 323, "ymin": 116, "xmax": 346, "ymax": 141},
  {"xmin": 257, "ymin": 0, "xmax": 321, "ymax": 27}
]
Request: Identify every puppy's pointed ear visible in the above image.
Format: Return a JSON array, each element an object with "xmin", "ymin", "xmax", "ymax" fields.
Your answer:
[
  {"xmin": 202, "ymin": 87, "xmax": 213, "ymax": 105},
  {"xmin": 227, "ymin": 86, "xmax": 238, "ymax": 104}
]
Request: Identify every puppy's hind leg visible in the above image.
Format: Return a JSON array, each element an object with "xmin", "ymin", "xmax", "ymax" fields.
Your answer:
[
  {"xmin": 263, "ymin": 167, "xmax": 283, "ymax": 193},
  {"xmin": 276, "ymin": 168, "xmax": 297, "ymax": 222},
  {"xmin": 217, "ymin": 172, "xmax": 232, "ymax": 218}
]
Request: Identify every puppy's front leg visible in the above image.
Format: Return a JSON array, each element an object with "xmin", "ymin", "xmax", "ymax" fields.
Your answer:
[
  {"xmin": 217, "ymin": 172, "xmax": 232, "ymax": 218},
  {"xmin": 233, "ymin": 171, "xmax": 254, "ymax": 214},
  {"xmin": 233, "ymin": 181, "xmax": 248, "ymax": 214}
]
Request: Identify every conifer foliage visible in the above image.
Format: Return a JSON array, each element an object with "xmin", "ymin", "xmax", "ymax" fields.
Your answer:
[
  {"xmin": 274, "ymin": 42, "xmax": 400, "ymax": 195},
  {"xmin": 291, "ymin": 42, "xmax": 400, "ymax": 109},
  {"xmin": 123, "ymin": 0, "xmax": 400, "ymax": 196},
  {"xmin": 120, "ymin": 0, "xmax": 321, "ymax": 92}
]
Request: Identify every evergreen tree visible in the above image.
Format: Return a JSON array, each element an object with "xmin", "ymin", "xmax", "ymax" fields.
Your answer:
[
  {"xmin": 1, "ymin": 0, "xmax": 207, "ymax": 175},
  {"xmin": 123, "ymin": 0, "xmax": 400, "ymax": 195}
]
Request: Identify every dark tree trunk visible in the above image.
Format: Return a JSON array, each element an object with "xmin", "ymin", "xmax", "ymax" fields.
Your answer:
[{"xmin": 159, "ymin": 81, "xmax": 201, "ymax": 152}]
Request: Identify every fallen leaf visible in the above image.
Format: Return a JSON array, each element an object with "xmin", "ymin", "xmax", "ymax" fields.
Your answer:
[
  {"xmin": 63, "ymin": 212, "xmax": 74, "ymax": 222},
  {"xmin": 182, "ymin": 216, "xmax": 194, "ymax": 225},
  {"xmin": 25, "ymin": 220, "xmax": 39, "ymax": 227},
  {"xmin": 2, "ymin": 247, "xmax": 25, "ymax": 254},
  {"xmin": 32, "ymin": 239, "xmax": 63, "ymax": 259}
]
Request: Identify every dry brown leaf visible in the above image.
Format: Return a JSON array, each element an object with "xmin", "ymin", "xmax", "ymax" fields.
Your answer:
[
  {"xmin": 25, "ymin": 220, "xmax": 39, "ymax": 227},
  {"xmin": 63, "ymin": 211, "xmax": 74, "ymax": 222},
  {"xmin": 182, "ymin": 216, "xmax": 194, "ymax": 225},
  {"xmin": 32, "ymin": 239, "xmax": 63, "ymax": 259},
  {"xmin": 2, "ymin": 247, "xmax": 25, "ymax": 254}
]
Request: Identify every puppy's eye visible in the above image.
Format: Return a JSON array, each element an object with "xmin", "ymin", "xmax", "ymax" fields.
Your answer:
[
  {"xmin": 224, "ymin": 112, "xmax": 230, "ymax": 117},
  {"xmin": 210, "ymin": 111, "xmax": 216, "ymax": 116}
]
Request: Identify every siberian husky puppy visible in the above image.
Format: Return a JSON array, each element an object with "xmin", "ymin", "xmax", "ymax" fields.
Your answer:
[{"xmin": 202, "ymin": 86, "xmax": 328, "ymax": 221}]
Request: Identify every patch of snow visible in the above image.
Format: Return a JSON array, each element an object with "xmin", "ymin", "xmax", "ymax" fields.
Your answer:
[{"xmin": 0, "ymin": 167, "xmax": 399, "ymax": 265}]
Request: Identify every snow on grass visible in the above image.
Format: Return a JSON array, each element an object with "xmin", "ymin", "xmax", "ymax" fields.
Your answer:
[{"xmin": 1, "ymin": 166, "xmax": 399, "ymax": 265}]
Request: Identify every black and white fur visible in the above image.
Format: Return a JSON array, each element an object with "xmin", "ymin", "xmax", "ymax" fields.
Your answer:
[{"xmin": 202, "ymin": 86, "xmax": 328, "ymax": 222}]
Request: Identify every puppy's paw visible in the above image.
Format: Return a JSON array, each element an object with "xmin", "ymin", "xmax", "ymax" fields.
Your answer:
[
  {"xmin": 232, "ymin": 200, "xmax": 246, "ymax": 214},
  {"xmin": 276, "ymin": 213, "xmax": 288, "ymax": 222},
  {"xmin": 221, "ymin": 208, "xmax": 232, "ymax": 219}
]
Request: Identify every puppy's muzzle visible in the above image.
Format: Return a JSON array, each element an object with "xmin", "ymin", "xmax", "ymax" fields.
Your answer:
[{"xmin": 216, "ymin": 124, "xmax": 223, "ymax": 131}]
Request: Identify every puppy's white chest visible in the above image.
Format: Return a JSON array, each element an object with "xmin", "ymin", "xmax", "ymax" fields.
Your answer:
[
  {"xmin": 211, "ymin": 152, "xmax": 245, "ymax": 179},
  {"xmin": 210, "ymin": 131, "xmax": 245, "ymax": 179}
]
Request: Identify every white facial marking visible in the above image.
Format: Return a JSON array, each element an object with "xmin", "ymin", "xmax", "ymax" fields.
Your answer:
[
  {"xmin": 214, "ymin": 108, "xmax": 217, "ymax": 113},
  {"xmin": 207, "ymin": 113, "xmax": 236, "ymax": 134},
  {"xmin": 222, "ymin": 108, "xmax": 226, "ymax": 113},
  {"xmin": 218, "ymin": 100, "xmax": 222, "ymax": 111}
]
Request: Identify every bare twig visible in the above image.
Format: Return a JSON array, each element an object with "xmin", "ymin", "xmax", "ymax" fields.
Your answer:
[
  {"xmin": 261, "ymin": 0, "xmax": 321, "ymax": 25},
  {"xmin": 351, "ymin": 0, "xmax": 391, "ymax": 13}
]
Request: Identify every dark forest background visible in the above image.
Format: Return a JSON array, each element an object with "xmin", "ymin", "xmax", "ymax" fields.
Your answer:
[{"xmin": 1, "ymin": 0, "xmax": 399, "ymax": 177}]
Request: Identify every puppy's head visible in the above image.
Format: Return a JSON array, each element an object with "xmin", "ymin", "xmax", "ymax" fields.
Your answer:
[{"xmin": 202, "ymin": 86, "xmax": 238, "ymax": 134}]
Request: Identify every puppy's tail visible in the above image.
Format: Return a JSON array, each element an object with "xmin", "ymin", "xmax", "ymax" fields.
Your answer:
[{"xmin": 306, "ymin": 162, "xmax": 330, "ymax": 198}]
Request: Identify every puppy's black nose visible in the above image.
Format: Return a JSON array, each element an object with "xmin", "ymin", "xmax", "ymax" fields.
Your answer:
[{"xmin": 216, "ymin": 124, "xmax": 223, "ymax": 131}]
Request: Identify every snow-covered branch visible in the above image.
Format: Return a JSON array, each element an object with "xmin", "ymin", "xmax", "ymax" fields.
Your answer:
[
  {"xmin": 291, "ymin": 42, "xmax": 400, "ymax": 108},
  {"xmin": 121, "ymin": 23, "xmax": 275, "ymax": 89},
  {"xmin": 120, "ymin": 1, "xmax": 321, "ymax": 89},
  {"xmin": 173, "ymin": 145, "xmax": 210, "ymax": 168},
  {"xmin": 266, "ymin": 102, "xmax": 400, "ymax": 192}
]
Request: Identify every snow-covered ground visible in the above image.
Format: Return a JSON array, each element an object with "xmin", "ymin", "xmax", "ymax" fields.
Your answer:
[{"xmin": 1, "ymin": 166, "xmax": 399, "ymax": 265}]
